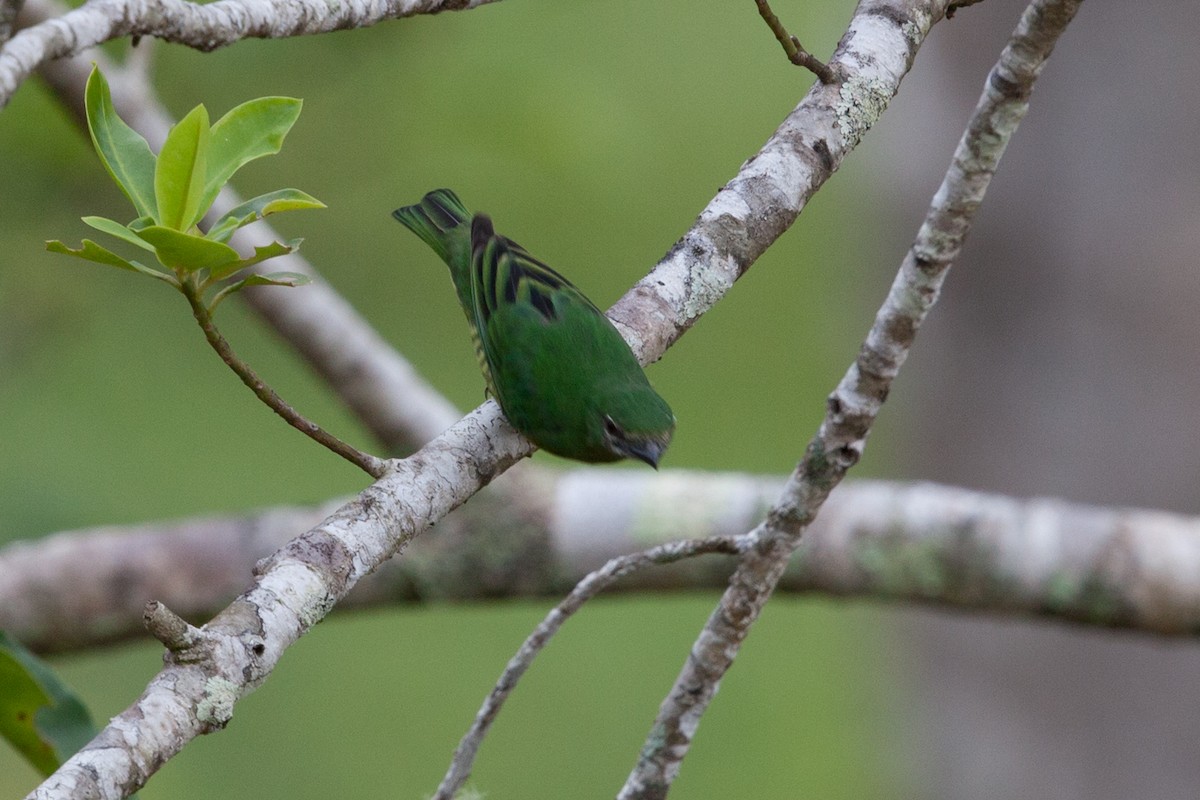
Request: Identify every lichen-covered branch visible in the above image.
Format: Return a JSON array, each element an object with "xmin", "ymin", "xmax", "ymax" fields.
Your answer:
[
  {"xmin": 26, "ymin": 405, "xmax": 528, "ymax": 800},
  {"xmin": 12, "ymin": 472, "xmax": 1191, "ymax": 658},
  {"xmin": 605, "ymin": 0, "xmax": 941, "ymax": 363},
  {"xmin": 0, "ymin": 0, "xmax": 501, "ymax": 107},
  {"xmin": 618, "ymin": 1, "xmax": 1083, "ymax": 797}
]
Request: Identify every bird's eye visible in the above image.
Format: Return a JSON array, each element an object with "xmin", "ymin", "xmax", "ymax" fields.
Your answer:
[{"xmin": 602, "ymin": 415, "xmax": 622, "ymax": 439}]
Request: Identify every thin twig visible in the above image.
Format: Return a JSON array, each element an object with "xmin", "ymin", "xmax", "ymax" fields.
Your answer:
[
  {"xmin": 20, "ymin": 6, "xmax": 463, "ymax": 453},
  {"xmin": 433, "ymin": 536, "xmax": 744, "ymax": 800},
  {"xmin": 947, "ymin": 0, "xmax": 987, "ymax": 18},
  {"xmin": 754, "ymin": 0, "xmax": 835, "ymax": 83},
  {"xmin": 182, "ymin": 278, "xmax": 387, "ymax": 478},
  {"xmin": 618, "ymin": 1, "xmax": 1084, "ymax": 797}
]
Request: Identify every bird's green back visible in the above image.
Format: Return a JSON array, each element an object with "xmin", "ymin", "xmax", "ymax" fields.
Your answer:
[{"xmin": 393, "ymin": 189, "xmax": 675, "ymax": 466}]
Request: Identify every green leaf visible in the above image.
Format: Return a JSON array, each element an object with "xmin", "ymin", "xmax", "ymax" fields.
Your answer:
[
  {"xmin": 134, "ymin": 225, "xmax": 240, "ymax": 273},
  {"xmin": 84, "ymin": 66, "xmax": 157, "ymax": 218},
  {"xmin": 0, "ymin": 632, "xmax": 97, "ymax": 776},
  {"xmin": 155, "ymin": 104, "xmax": 211, "ymax": 231},
  {"xmin": 205, "ymin": 188, "xmax": 325, "ymax": 242},
  {"xmin": 200, "ymin": 97, "xmax": 303, "ymax": 216},
  {"xmin": 47, "ymin": 237, "xmax": 137, "ymax": 270},
  {"xmin": 81, "ymin": 216, "xmax": 156, "ymax": 252},
  {"xmin": 209, "ymin": 271, "xmax": 310, "ymax": 312},
  {"xmin": 209, "ymin": 238, "xmax": 302, "ymax": 280},
  {"xmin": 238, "ymin": 271, "xmax": 310, "ymax": 288},
  {"xmin": 219, "ymin": 271, "xmax": 311, "ymax": 295},
  {"xmin": 204, "ymin": 211, "xmax": 256, "ymax": 246},
  {"xmin": 46, "ymin": 239, "xmax": 179, "ymax": 285}
]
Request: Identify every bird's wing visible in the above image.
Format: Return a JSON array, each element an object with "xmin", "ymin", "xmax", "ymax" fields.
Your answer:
[
  {"xmin": 470, "ymin": 217, "xmax": 603, "ymax": 324},
  {"xmin": 468, "ymin": 213, "xmax": 609, "ymax": 408}
]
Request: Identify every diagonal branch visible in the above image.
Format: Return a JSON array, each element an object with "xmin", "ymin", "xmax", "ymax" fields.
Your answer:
[
  {"xmin": 605, "ymin": 0, "xmax": 941, "ymax": 364},
  {"xmin": 27, "ymin": 405, "xmax": 529, "ymax": 800},
  {"xmin": 618, "ymin": 0, "xmax": 1084, "ymax": 796}
]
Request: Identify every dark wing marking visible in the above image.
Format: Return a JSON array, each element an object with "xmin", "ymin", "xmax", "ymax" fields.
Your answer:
[
  {"xmin": 470, "ymin": 215, "xmax": 602, "ymax": 326},
  {"xmin": 527, "ymin": 282, "xmax": 557, "ymax": 320},
  {"xmin": 424, "ymin": 191, "xmax": 468, "ymax": 230}
]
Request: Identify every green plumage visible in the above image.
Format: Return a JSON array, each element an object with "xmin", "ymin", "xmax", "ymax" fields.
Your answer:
[{"xmin": 393, "ymin": 189, "xmax": 675, "ymax": 467}]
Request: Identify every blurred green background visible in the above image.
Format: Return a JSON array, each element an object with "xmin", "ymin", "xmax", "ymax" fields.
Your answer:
[{"xmin": 0, "ymin": 1, "xmax": 912, "ymax": 796}]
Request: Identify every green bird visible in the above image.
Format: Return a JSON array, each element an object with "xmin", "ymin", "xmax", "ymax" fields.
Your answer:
[{"xmin": 393, "ymin": 189, "xmax": 675, "ymax": 467}]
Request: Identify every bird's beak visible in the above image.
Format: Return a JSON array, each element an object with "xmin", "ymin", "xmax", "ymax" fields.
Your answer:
[{"xmin": 622, "ymin": 439, "xmax": 666, "ymax": 470}]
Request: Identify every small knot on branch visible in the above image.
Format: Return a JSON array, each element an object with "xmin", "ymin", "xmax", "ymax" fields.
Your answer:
[{"xmin": 144, "ymin": 600, "xmax": 201, "ymax": 653}]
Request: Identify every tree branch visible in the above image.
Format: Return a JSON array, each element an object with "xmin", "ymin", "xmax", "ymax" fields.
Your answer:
[
  {"xmin": 0, "ymin": 0, "xmax": 502, "ymax": 107},
  {"xmin": 26, "ymin": 405, "xmax": 529, "ymax": 800},
  {"xmin": 618, "ymin": 0, "xmax": 1083, "ymax": 796},
  {"xmin": 13, "ymin": 471, "xmax": 1194, "ymax": 659},
  {"xmin": 947, "ymin": 0, "xmax": 987, "ymax": 18},
  {"xmin": 604, "ymin": 0, "xmax": 940, "ymax": 364}
]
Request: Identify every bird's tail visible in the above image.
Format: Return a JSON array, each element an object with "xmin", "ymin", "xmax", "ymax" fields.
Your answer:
[{"xmin": 392, "ymin": 189, "xmax": 471, "ymax": 266}]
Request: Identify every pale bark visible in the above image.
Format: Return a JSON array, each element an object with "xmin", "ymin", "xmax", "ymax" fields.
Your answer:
[
  {"xmin": 9, "ymin": 474, "xmax": 1199, "ymax": 658},
  {"xmin": 0, "ymin": 0, "xmax": 501, "ymax": 107},
  {"xmin": 619, "ymin": 1, "xmax": 1083, "ymax": 796}
]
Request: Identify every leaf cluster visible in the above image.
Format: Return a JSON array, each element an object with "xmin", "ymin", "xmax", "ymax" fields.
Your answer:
[{"xmin": 46, "ymin": 67, "xmax": 323, "ymax": 313}]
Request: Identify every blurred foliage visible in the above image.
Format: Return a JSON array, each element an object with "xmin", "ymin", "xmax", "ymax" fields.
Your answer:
[
  {"xmin": 0, "ymin": 0, "xmax": 911, "ymax": 797},
  {"xmin": 0, "ymin": 632, "xmax": 96, "ymax": 777}
]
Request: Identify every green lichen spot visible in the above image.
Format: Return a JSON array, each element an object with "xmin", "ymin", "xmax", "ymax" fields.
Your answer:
[
  {"xmin": 836, "ymin": 76, "xmax": 891, "ymax": 150},
  {"xmin": 196, "ymin": 676, "xmax": 238, "ymax": 725}
]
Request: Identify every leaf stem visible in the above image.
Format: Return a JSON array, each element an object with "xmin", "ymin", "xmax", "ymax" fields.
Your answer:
[
  {"xmin": 754, "ymin": 0, "xmax": 835, "ymax": 83},
  {"xmin": 181, "ymin": 277, "xmax": 387, "ymax": 478}
]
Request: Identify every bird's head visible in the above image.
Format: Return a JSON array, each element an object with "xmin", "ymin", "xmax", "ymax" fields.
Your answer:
[{"xmin": 596, "ymin": 387, "xmax": 676, "ymax": 468}]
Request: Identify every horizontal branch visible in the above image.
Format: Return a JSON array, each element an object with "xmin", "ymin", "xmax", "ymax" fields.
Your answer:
[
  {"xmin": 7, "ymin": 475, "xmax": 1199, "ymax": 657},
  {"xmin": 0, "ymin": 0, "xmax": 501, "ymax": 106}
]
